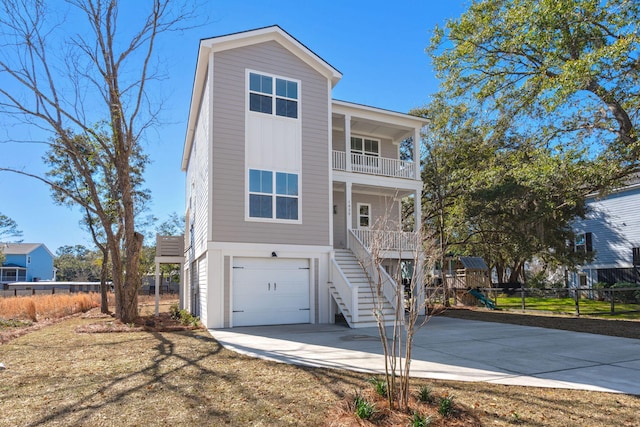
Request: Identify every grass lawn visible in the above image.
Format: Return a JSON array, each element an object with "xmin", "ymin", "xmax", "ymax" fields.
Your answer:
[
  {"xmin": 492, "ymin": 296, "xmax": 640, "ymax": 319},
  {"xmin": 0, "ymin": 300, "xmax": 639, "ymax": 426}
]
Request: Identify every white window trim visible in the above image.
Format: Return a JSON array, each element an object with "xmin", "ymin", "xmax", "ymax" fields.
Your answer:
[
  {"xmin": 357, "ymin": 202, "xmax": 371, "ymax": 229},
  {"xmin": 246, "ymin": 169, "xmax": 302, "ymax": 224},
  {"xmin": 246, "ymin": 69, "xmax": 300, "ymax": 120},
  {"xmin": 351, "ymin": 136, "xmax": 380, "ymax": 157}
]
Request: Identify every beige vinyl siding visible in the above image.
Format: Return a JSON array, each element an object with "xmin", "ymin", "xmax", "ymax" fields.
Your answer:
[
  {"xmin": 186, "ymin": 75, "xmax": 210, "ymax": 259},
  {"xmin": 332, "ymin": 129, "xmax": 397, "ymax": 160},
  {"xmin": 332, "ymin": 188, "xmax": 346, "ymax": 248},
  {"xmin": 351, "ymin": 193, "xmax": 400, "ymax": 230},
  {"xmin": 197, "ymin": 255, "xmax": 208, "ymax": 326},
  {"xmin": 211, "ymin": 41, "xmax": 330, "ymax": 245},
  {"xmin": 332, "ymin": 129, "xmax": 345, "ymax": 152}
]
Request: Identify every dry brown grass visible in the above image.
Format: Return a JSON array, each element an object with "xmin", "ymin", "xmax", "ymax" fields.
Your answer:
[
  {"xmin": 0, "ymin": 300, "xmax": 639, "ymax": 426},
  {"xmin": 0, "ymin": 293, "xmax": 101, "ymax": 322}
]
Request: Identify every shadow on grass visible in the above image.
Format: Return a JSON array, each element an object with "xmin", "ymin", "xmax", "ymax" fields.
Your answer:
[{"xmin": 23, "ymin": 330, "xmax": 227, "ymax": 427}]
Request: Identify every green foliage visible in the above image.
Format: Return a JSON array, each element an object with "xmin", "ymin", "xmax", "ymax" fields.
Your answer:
[
  {"xmin": 438, "ymin": 395, "xmax": 454, "ymax": 417},
  {"xmin": 353, "ymin": 393, "xmax": 375, "ymax": 420},
  {"xmin": 424, "ymin": 0, "xmax": 640, "ymax": 282},
  {"xmin": 0, "ymin": 212, "xmax": 23, "ymax": 264},
  {"xmin": 610, "ymin": 282, "xmax": 640, "ymax": 304},
  {"xmin": 169, "ymin": 304, "xmax": 180, "ymax": 320},
  {"xmin": 367, "ymin": 376, "xmax": 388, "ymax": 397},
  {"xmin": 416, "ymin": 384, "xmax": 434, "ymax": 403},
  {"xmin": 54, "ymin": 245, "xmax": 104, "ymax": 282},
  {"xmin": 170, "ymin": 304, "xmax": 199, "ymax": 327},
  {"xmin": 411, "ymin": 411, "xmax": 432, "ymax": 427},
  {"xmin": 428, "ymin": 0, "xmax": 640, "ymax": 174}
]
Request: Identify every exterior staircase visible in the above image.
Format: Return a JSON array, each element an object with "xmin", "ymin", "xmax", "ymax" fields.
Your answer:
[{"xmin": 330, "ymin": 249, "xmax": 398, "ymax": 328}]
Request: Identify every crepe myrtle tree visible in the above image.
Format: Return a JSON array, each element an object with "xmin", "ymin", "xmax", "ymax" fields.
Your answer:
[
  {"xmin": 358, "ymin": 205, "xmax": 440, "ymax": 411},
  {"xmin": 0, "ymin": 0, "xmax": 196, "ymax": 323}
]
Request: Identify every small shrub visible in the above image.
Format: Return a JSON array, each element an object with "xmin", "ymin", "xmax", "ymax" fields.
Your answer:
[
  {"xmin": 416, "ymin": 384, "xmax": 433, "ymax": 403},
  {"xmin": 411, "ymin": 411, "xmax": 432, "ymax": 427},
  {"xmin": 438, "ymin": 395, "xmax": 454, "ymax": 417},
  {"xmin": 169, "ymin": 305, "xmax": 199, "ymax": 327},
  {"xmin": 367, "ymin": 376, "xmax": 388, "ymax": 397},
  {"xmin": 354, "ymin": 393, "xmax": 375, "ymax": 420},
  {"xmin": 169, "ymin": 304, "xmax": 180, "ymax": 320},
  {"xmin": 611, "ymin": 282, "xmax": 640, "ymax": 303}
]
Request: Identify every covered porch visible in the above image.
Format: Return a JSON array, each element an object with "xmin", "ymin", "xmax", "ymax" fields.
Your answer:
[
  {"xmin": 331, "ymin": 100, "xmax": 425, "ymax": 182},
  {"xmin": 0, "ymin": 264, "xmax": 27, "ymax": 285},
  {"xmin": 332, "ymin": 182, "xmax": 421, "ymax": 256}
]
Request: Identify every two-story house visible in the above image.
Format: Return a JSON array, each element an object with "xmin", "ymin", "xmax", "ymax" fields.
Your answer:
[
  {"xmin": 181, "ymin": 26, "xmax": 426, "ymax": 329},
  {"xmin": 0, "ymin": 243, "xmax": 55, "ymax": 286},
  {"xmin": 569, "ymin": 180, "xmax": 640, "ymax": 288}
]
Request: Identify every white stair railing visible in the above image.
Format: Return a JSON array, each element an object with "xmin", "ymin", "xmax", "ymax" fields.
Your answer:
[
  {"xmin": 348, "ymin": 230, "xmax": 398, "ymax": 313},
  {"xmin": 330, "ymin": 258, "xmax": 358, "ymax": 323}
]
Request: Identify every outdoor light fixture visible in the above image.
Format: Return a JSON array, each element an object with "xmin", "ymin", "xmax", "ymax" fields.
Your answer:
[{"xmin": 271, "ymin": 251, "xmax": 277, "ymax": 257}]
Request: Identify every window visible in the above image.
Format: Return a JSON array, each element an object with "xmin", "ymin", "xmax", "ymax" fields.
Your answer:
[
  {"xmin": 575, "ymin": 232, "xmax": 593, "ymax": 253},
  {"xmin": 633, "ymin": 247, "xmax": 640, "ymax": 266},
  {"xmin": 351, "ymin": 137, "xmax": 379, "ymax": 157},
  {"xmin": 249, "ymin": 169, "xmax": 299, "ymax": 221},
  {"xmin": 351, "ymin": 137, "xmax": 380, "ymax": 170},
  {"xmin": 249, "ymin": 72, "xmax": 298, "ymax": 118},
  {"xmin": 357, "ymin": 203, "xmax": 371, "ymax": 228}
]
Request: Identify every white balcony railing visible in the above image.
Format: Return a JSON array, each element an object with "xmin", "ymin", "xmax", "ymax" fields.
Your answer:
[
  {"xmin": 332, "ymin": 150, "xmax": 416, "ymax": 180},
  {"xmin": 350, "ymin": 229, "xmax": 420, "ymax": 252}
]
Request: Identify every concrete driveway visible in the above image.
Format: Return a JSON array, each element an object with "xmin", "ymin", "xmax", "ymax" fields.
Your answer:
[{"xmin": 210, "ymin": 317, "xmax": 640, "ymax": 395}]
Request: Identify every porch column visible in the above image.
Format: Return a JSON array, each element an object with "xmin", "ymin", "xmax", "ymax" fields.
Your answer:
[
  {"xmin": 154, "ymin": 261, "xmax": 160, "ymax": 316},
  {"xmin": 346, "ymin": 182, "xmax": 352, "ymax": 248},
  {"xmin": 414, "ymin": 189, "xmax": 422, "ymax": 232},
  {"xmin": 345, "ymin": 114, "xmax": 352, "ymax": 172},
  {"xmin": 413, "ymin": 127, "xmax": 421, "ymax": 180}
]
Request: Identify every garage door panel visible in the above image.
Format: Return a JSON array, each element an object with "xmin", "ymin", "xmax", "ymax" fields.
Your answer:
[{"xmin": 232, "ymin": 257, "xmax": 310, "ymax": 327}]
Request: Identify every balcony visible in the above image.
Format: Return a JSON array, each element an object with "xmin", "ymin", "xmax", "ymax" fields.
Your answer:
[
  {"xmin": 350, "ymin": 228, "xmax": 420, "ymax": 253},
  {"xmin": 332, "ymin": 150, "xmax": 418, "ymax": 180}
]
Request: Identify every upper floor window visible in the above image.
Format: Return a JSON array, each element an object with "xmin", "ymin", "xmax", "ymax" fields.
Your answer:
[
  {"xmin": 351, "ymin": 137, "xmax": 379, "ymax": 157},
  {"xmin": 575, "ymin": 232, "xmax": 593, "ymax": 253},
  {"xmin": 249, "ymin": 169, "xmax": 299, "ymax": 221},
  {"xmin": 249, "ymin": 72, "xmax": 298, "ymax": 119}
]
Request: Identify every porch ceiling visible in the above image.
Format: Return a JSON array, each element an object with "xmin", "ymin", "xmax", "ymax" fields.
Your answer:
[
  {"xmin": 332, "ymin": 113, "xmax": 414, "ymax": 141},
  {"xmin": 332, "ymin": 182, "xmax": 415, "ymax": 198}
]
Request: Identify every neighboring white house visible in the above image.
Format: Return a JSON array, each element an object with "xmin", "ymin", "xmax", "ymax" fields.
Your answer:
[
  {"xmin": 570, "ymin": 180, "xmax": 640, "ymax": 288},
  {"xmin": 181, "ymin": 26, "xmax": 427, "ymax": 329}
]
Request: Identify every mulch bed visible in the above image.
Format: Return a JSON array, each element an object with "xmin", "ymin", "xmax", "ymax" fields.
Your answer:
[
  {"xmin": 1, "ymin": 309, "xmax": 199, "ymax": 344},
  {"xmin": 438, "ymin": 306, "xmax": 640, "ymax": 339},
  {"xmin": 75, "ymin": 310, "xmax": 200, "ymax": 334}
]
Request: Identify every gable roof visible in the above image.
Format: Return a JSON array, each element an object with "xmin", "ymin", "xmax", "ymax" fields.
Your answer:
[
  {"xmin": 1, "ymin": 243, "xmax": 53, "ymax": 258},
  {"xmin": 182, "ymin": 25, "xmax": 342, "ymax": 171},
  {"xmin": 458, "ymin": 256, "xmax": 489, "ymax": 271}
]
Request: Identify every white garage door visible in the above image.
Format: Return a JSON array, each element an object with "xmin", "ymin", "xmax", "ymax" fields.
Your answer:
[{"xmin": 232, "ymin": 257, "xmax": 310, "ymax": 327}]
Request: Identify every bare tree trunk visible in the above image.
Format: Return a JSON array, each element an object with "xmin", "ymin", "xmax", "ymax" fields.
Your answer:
[{"xmin": 100, "ymin": 248, "xmax": 110, "ymax": 314}]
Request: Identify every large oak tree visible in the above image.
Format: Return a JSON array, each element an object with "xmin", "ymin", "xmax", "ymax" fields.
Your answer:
[{"xmin": 429, "ymin": 0, "xmax": 640, "ymax": 179}]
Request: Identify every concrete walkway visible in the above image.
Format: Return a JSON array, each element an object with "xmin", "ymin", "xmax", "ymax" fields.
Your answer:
[{"xmin": 210, "ymin": 317, "xmax": 640, "ymax": 395}]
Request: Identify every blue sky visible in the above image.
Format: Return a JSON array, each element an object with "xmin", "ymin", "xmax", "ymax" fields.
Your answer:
[{"xmin": 0, "ymin": 0, "xmax": 467, "ymax": 253}]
